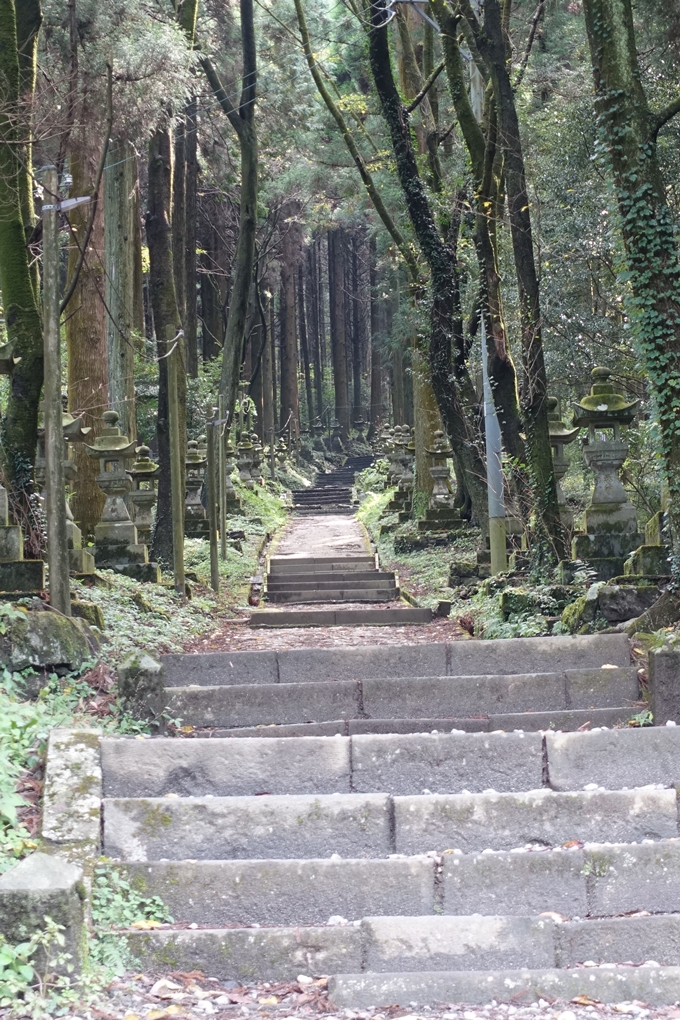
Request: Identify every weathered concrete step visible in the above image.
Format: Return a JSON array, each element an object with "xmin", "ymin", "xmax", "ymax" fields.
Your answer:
[
  {"xmin": 266, "ymin": 589, "xmax": 398, "ymax": 604},
  {"xmin": 102, "ymin": 730, "xmax": 543, "ymax": 798},
  {"xmin": 218, "ymin": 707, "xmax": 636, "ymax": 736},
  {"xmin": 249, "ymin": 607, "xmax": 432, "ymax": 628},
  {"xmin": 103, "ymin": 787, "xmax": 676, "ymax": 861},
  {"xmin": 443, "ymin": 837, "xmax": 680, "ymax": 918},
  {"xmin": 123, "ymin": 912, "xmax": 680, "ymax": 984},
  {"xmin": 269, "ymin": 556, "xmax": 375, "ymax": 573},
  {"xmin": 328, "ymin": 966, "xmax": 680, "ymax": 1008},
  {"xmin": 165, "ymin": 668, "xmax": 638, "ymax": 728},
  {"xmin": 159, "ymin": 633, "xmax": 631, "ymax": 688},
  {"xmin": 266, "ymin": 571, "xmax": 395, "ymax": 584},
  {"xmin": 292, "ymin": 507, "xmax": 355, "ymax": 515},
  {"xmin": 115, "ymin": 857, "xmax": 436, "ymax": 925},
  {"xmin": 105, "ymin": 725, "xmax": 675, "ymax": 801},
  {"xmin": 266, "ymin": 574, "xmax": 395, "ymax": 589}
]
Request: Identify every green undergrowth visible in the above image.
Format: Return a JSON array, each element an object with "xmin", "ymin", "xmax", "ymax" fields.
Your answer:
[{"xmin": 357, "ymin": 479, "xmax": 479, "ymax": 609}]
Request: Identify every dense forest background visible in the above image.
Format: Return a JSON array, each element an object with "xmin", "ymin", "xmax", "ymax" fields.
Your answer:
[{"xmin": 0, "ymin": 0, "xmax": 679, "ymax": 566}]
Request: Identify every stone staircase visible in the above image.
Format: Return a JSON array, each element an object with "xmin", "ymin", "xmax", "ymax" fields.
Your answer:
[
  {"xmin": 97, "ymin": 632, "xmax": 680, "ymax": 1006},
  {"xmin": 264, "ymin": 554, "xmax": 399, "ymax": 605},
  {"xmin": 291, "ymin": 456, "xmax": 373, "ymax": 515}
]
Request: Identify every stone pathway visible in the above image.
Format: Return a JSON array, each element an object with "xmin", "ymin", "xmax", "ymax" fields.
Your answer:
[{"xmin": 271, "ymin": 513, "xmax": 371, "ymax": 558}]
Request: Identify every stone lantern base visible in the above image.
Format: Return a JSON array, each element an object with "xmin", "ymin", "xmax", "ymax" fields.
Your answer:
[
  {"xmin": 0, "ymin": 522, "xmax": 45, "ymax": 594},
  {"xmin": 93, "ymin": 522, "xmax": 161, "ymax": 583},
  {"xmin": 417, "ymin": 506, "xmax": 467, "ymax": 533}
]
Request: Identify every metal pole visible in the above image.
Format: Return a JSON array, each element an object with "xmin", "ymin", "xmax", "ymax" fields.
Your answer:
[
  {"xmin": 206, "ymin": 412, "xmax": 220, "ymax": 592},
  {"xmin": 42, "ymin": 166, "xmax": 71, "ymax": 616},
  {"xmin": 166, "ymin": 325, "xmax": 185, "ymax": 598},
  {"xmin": 470, "ymin": 34, "xmax": 506, "ymax": 575},
  {"xmin": 481, "ymin": 318, "xmax": 507, "ymax": 573},
  {"xmin": 218, "ymin": 394, "xmax": 227, "ymax": 559}
]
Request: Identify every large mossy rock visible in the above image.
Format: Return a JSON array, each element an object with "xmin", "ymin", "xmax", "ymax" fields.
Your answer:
[
  {"xmin": 0, "ymin": 609, "xmax": 98, "ymax": 671},
  {"xmin": 560, "ymin": 582, "xmax": 661, "ymax": 634}
]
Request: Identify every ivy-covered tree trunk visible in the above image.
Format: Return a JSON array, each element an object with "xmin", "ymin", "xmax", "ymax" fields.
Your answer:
[
  {"xmin": 0, "ymin": 0, "xmax": 43, "ymax": 492},
  {"xmin": 279, "ymin": 224, "xmax": 300, "ymax": 435},
  {"xmin": 297, "ymin": 266, "xmax": 315, "ymax": 429},
  {"xmin": 582, "ymin": 0, "xmax": 680, "ymax": 566},
  {"xmin": 367, "ymin": 235, "xmax": 383, "ymax": 440},
  {"xmin": 328, "ymin": 229, "xmax": 350, "ymax": 437},
  {"xmin": 368, "ymin": 9, "xmax": 489, "ymax": 530},
  {"xmin": 15, "ymin": 0, "xmax": 40, "ymax": 300}
]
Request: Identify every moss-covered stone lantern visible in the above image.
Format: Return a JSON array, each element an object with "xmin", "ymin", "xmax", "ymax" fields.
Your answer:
[
  {"xmin": 128, "ymin": 445, "xmax": 160, "ymax": 546},
  {"xmin": 547, "ymin": 397, "xmax": 579, "ymax": 528}
]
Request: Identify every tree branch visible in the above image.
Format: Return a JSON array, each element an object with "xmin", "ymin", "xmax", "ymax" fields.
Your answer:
[
  {"xmin": 60, "ymin": 63, "xmax": 112, "ymax": 315},
  {"xmin": 405, "ymin": 60, "xmax": 445, "ymax": 113},
  {"xmin": 652, "ymin": 94, "xmax": 680, "ymax": 138},
  {"xmin": 200, "ymin": 54, "xmax": 243, "ymax": 137},
  {"xmin": 513, "ymin": 0, "xmax": 545, "ymax": 91}
]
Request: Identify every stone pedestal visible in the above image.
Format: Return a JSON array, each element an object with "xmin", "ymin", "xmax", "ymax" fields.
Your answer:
[
  {"xmin": 547, "ymin": 396, "xmax": 579, "ymax": 529},
  {"xmin": 85, "ymin": 411, "xmax": 160, "ymax": 582},
  {"xmin": 624, "ymin": 510, "xmax": 671, "ymax": 577},
  {"xmin": 237, "ymin": 434, "xmax": 254, "ymax": 489}
]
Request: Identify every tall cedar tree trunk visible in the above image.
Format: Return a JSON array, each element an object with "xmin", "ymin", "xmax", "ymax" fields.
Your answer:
[
  {"xmin": 66, "ymin": 152, "xmax": 107, "ymax": 539},
  {"xmin": 297, "ymin": 266, "xmax": 315, "ymax": 428},
  {"xmin": 351, "ymin": 233, "xmax": 362, "ymax": 421},
  {"xmin": 328, "ymin": 230, "xmax": 350, "ymax": 437},
  {"xmin": 280, "ymin": 213, "xmax": 300, "ymax": 435},
  {"xmin": 104, "ymin": 139, "xmax": 139, "ymax": 443},
  {"xmin": 184, "ymin": 97, "xmax": 199, "ymax": 377},
  {"xmin": 368, "ymin": 11, "xmax": 489, "ymax": 529},
  {"xmin": 479, "ymin": 0, "xmax": 565, "ymax": 559},
  {"xmin": 0, "ymin": 0, "xmax": 43, "ymax": 491},
  {"xmin": 202, "ymin": 0, "xmax": 257, "ymax": 420},
  {"xmin": 368, "ymin": 235, "xmax": 383, "ymax": 439},
  {"xmin": 306, "ymin": 244, "xmax": 323, "ymax": 419},
  {"xmin": 269, "ymin": 296, "xmax": 278, "ymax": 431},
  {"xmin": 260, "ymin": 284, "xmax": 274, "ymax": 440},
  {"xmin": 147, "ymin": 128, "xmax": 185, "ymax": 566},
  {"xmin": 582, "ymin": 0, "xmax": 680, "ymax": 565},
  {"xmin": 316, "ymin": 236, "xmax": 327, "ymax": 407}
]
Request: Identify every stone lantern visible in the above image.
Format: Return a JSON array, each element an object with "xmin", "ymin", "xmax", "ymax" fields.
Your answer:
[
  {"xmin": 427, "ymin": 430, "xmax": 455, "ymax": 508},
  {"xmin": 569, "ymin": 367, "xmax": 642, "ymax": 579},
  {"xmin": 276, "ymin": 436, "xmax": 288, "ymax": 468},
  {"xmin": 399, "ymin": 427, "xmax": 416, "ymax": 496},
  {"xmin": 331, "ymin": 420, "xmax": 345, "ymax": 453},
  {"xmin": 250, "ymin": 431, "xmax": 264, "ymax": 485},
  {"xmin": 312, "ymin": 418, "xmax": 326, "ymax": 453},
  {"xmin": 128, "ymin": 446, "xmax": 160, "ymax": 546},
  {"xmin": 547, "ymin": 397, "xmax": 579, "ymax": 528},
  {"xmin": 223, "ymin": 428, "xmax": 241, "ymax": 512},
  {"xmin": 353, "ymin": 417, "xmax": 366, "ymax": 444},
  {"xmin": 237, "ymin": 430, "xmax": 254, "ymax": 489},
  {"xmin": 185, "ymin": 440, "xmax": 209, "ymax": 538},
  {"xmin": 85, "ymin": 411, "xmax": 160, "ymax": 582}
]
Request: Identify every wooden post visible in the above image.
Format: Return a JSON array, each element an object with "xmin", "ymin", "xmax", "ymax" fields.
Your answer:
[
  {"xmin": 42, "ymin": 166, "xmax": 71, "ymax": 616},
  {"xmin": 166, "ymin": 325, "xmax": 185, "ymax": 597},
  {"xmin": 218, "ymin": 393, "xmax": 227, "ymax": 559},
  {"xmin": 206, "ymin": 412, "xmax": 220, "ymax": 592}
]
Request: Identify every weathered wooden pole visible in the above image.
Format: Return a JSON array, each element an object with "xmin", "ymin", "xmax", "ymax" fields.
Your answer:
[
  {"xmin": 206, "ymin": 410, "xmax": 220, "ymax": 592},
  {"xmin": 166, "ymin": 325, "xmax": 185, "ymax": 597},
  {"xmin": 269, "ymin": 427, "xmax": 276, "ymax": 481},
  {"xmin": 218, "ymin": 393, "xmax": 227, "ymax": 559},
  {"xmin": 42, "ymin": 166, "xmax": 71, "ymax": 616}
]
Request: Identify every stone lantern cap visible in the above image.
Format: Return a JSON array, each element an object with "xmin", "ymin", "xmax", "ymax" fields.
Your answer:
[
  {"xmin": 186, "ymin": 439, "xmax": 206, "ymax": 467},
  {"xmin": 547, "ymin": 397, "xmax": 579, "ymax": 445},
  {"xmin": 129, "ymin": 445, "xmax": 160, "ymax": 481},
  {"xmin": 572, "ymin": 367, "xmax": 639, "ymax": 429},
  {"xmin": 426, "ymin": 429, "xmax": 452, "ymax": 457},
  {"xmin": 0, "ymin": 340, "xmax": 20, "ymax": 375},
  {"xmin": 85, "ymin": 411, "xmax": 136, "ymax": 459},
  {"xmin": 62, "ymin": 412, "xmax": 91, "ymax": 443}
]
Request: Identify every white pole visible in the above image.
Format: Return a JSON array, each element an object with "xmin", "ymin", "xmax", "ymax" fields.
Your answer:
[{"xmin": 469, "ymin": 43, "xmax": 507, "ymax": 573}]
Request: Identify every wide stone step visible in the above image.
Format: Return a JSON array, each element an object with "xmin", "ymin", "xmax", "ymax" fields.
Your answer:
[
  {"xmin": 114, "ymin": 857, "xmax": 437, "ymax": 925},
  {"xmin": 218, "ymin": 706, "xmax": 637, "ymax": 736},
  {"xmin": 268, "ymin": 556, "xmax": 375, "ymax": 573},
  {"xmin": 101, "ymin": 730, "xmax": 543, "ymax": 798},
  {"xmin": 164, "ymin": 667, "xmax": 638, "ymax": 727},
  {"xmin": 159, "ymin": 633, "xmax": 630, "ymax": 687},
  {"xmin": 292, "ymin": 506, "xmax": 356, "ymax": 515},
  {"xmin": 266, "ymin": 578, "xmax": 396, "ymax": 592},
  {"xmin": 249, "ymin": 607, "xmax": 432, "ymax": 628},
  {"xmin": 266, "ymin": 571, "xmax": 395, "ymax": 586},
  {"xmin": 328, "ymin": 966, "xmax": 680, "ymax": 1008},
  {"xmin": 123, "ymin": 912, "xmax": 680, "ymax": 984},
  {"xmin": 103, "ymin": 786, "xmax": 675, "ymax": 861},
  {"xmin": 104, "ymin": 725, "xmax": 672, "ymax": 801},
  {"xmin": 266, "ymin": 589, "xmax": 398, "ymax": 603}
]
